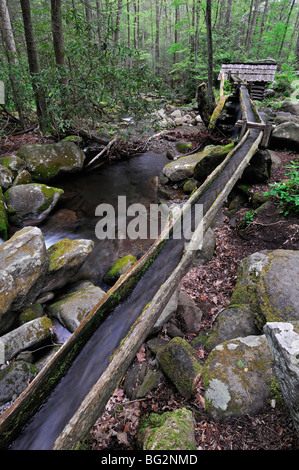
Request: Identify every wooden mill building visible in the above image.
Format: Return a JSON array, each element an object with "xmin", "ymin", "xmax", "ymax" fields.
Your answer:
[{"xmin": 218, "ymin": 61, "xmax": 277, "ymax": 100}]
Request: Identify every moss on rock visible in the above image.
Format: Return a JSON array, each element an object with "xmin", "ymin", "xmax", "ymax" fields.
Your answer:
[
  {"xmin": 137, "ymin": 408, "xmax": 196, "ymax": 450},
  {"xmin": 103, "ymin": 255, "xmax": 137, "ymax": 286}
]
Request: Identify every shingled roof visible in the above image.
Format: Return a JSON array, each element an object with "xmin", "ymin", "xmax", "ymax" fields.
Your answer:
[{"xmin": 218, "ymin": 62, "xmax": 277, "ymax": 83}]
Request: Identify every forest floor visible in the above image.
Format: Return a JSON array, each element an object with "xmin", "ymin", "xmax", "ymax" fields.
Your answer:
[
  {"xmin": 88, "ymin": 132, "xmax": 299, "ymax": 452},
  {"xmin": 1, "ymin": 128, "xmax": 299, "ymax": 452}
]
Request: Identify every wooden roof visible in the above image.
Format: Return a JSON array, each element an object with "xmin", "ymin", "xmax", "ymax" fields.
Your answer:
[{"xmin": 218, "ymin": 63, "xmax": 277, "ymax": 83}]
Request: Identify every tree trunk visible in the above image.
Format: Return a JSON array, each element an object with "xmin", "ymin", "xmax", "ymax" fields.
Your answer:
[
  {"xmin": 155, "ymin": 0, "xmax": 160, "ymax": 73},
  {"xmin": 50, "ymin": 0, "xmax": 66, "ymax": 67},
  {"xmin": 114, "ymin": 0, "xmax": 122, "ymax": 44},
  {"xmin": 245, "ymin": 0, "xmax": 259, "ymax": 54},
  {"xmin": 85, "ymin": 0, "xmax": 92, "ymax": 22},
  {"xmin": 278, "ymin": 0, "xmax": 296, "ymax": 58},
  {"xmin": 0, "ymin": 0, "xmax": 25, "ymax": 126},
  {"xmin": 256, "ymin": 0, "xmax": 269, "ymax": 55},
  {"xmin": 205, "ymin": 0, "xmax": 216, "ymax": 115},
  {"xmin": 20, "ymin": 0, "xmax": 49, "ymax": 132}
]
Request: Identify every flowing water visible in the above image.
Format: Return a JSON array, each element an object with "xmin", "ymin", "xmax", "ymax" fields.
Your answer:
[{"xmin": 10, "ymin": 87, "xmax": 258, "ymax": 449}]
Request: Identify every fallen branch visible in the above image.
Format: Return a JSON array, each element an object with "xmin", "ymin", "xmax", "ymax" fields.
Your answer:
[{"xmin": 86, "ymin": 135, "xmax": 119, "ymax": 168}]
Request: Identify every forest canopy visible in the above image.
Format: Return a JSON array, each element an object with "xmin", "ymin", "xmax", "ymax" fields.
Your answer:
[{"xmin": 0, "ymin": 0, "xmax": 299, "ymax": 137}]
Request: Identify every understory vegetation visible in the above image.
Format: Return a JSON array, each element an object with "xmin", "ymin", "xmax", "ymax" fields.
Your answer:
[{"xmin": 0, "ymin": 0, "xmax": 299, "ymax": 139}]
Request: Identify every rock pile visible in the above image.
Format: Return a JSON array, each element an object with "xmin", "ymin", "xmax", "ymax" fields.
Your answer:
[
  {"xmin": 0, "ymin": 226, "xmax": 100, "ymax": 413},
  {"xmin": 133, "ymin": 248, "xmax": 299, "ymax": 449}
]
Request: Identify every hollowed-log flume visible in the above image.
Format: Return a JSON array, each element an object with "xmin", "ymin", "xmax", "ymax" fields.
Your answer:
[{"xmin": 0, "ymin": 86, "xmax": 263, "ymax": 450}]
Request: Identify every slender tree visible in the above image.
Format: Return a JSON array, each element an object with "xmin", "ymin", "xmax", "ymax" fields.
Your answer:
[
  {"xmin": 0, "ymin": 0, "xmax": 25, "ymax": 126},
  {"xmin": 20, "ymin": 0, "xmax": 48, "ymax": 132},
  {"xmin": 205, "ymin": 0, "xmax": 215, "ymax": 114},
  {"xmin": 50, "ymin": 0, "xmax": 66, "ymax": 67}
]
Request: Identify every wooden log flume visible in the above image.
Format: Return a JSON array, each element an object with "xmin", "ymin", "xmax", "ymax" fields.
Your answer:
[{"xmin": 0, "ymin": 85, "xmax": 264, "ymax": 450}]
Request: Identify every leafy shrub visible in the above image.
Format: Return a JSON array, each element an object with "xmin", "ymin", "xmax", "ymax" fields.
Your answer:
[{"xmin": 264, "ymin": 160, "xmax": 299, "ymax": 215}]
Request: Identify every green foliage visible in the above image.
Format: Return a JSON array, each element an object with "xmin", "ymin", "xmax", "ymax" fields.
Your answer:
[{"xmin": 264, "ymin": 161, "xmax": 299, "ymax": 216}]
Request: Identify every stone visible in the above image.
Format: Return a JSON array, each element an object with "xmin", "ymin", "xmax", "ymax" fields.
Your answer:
[
  {"xmin": 191, "ymin": 227, "xmax": 216, "ymax": 267},
  {"xmin": 4, "ymin": 183, "xmax": 63, "ymax": 226},
  {"xmin": 12, "ymin": 169, "xmax": 32, "ymax": 186},
  {"xmin": 150, "ymin": 287, "xmax": 180, "ymax": 335},
  {"xmin": 279, "ymin": 101, "xmax": 299, "ymax": 116},
  {"xmin": 193, "ymin": 144, "xmax": 234, "ymax": 183},
  {"xmin": 42, "ymin": 238, "xmax": 94, "ymax": 292},
  {"xmin": 0, "ymin": 165, "xmax": 14, "ymax": 189},
  {"xmin": 47, "ymin": 282, "xmax": 106, "ymax": 333},
  {"xmin": 270, "ymin": 121, "xmax": 299, "ymax": 151},
  {"xmin": 183, "ymin": 179, "xmax": 197, "ymax": 194},
  {"xmin": 174, "ymin": 290, "xmax": 202, "ymax": 334},
  {"xmin": 136, "ymin": 369, "xmax": 164, "ymax": 399},
  {"xmin": 0, "ymin": 227, "xmax": 48, "ymax": 335},
  {"xmin": 18, "ymin": 303, "xmax": 44, "ymax": 325},
  {"xmin": 137, "ymin": 408, "xmax": 196, "ymax": 450},
  {"xmin": 16, "ymin": 141, "xmax": 85, "ymax": 182},
  {"xmin": 202, "ymin": 335, "xmax": 274, "ymax": 420},
  {"xmin": 263, "ymin": 322, "xmax": 299, "ymax": 434},
  {"xmin": 194, "ymin": 305, "xmax": 259, "ymax": 353},
  {"xmin": 0, "ymin": 361, "xmax": 38, "ymax": 408},
  {"xmin": 156, "ymin": 337, "xmax": 201, "ymax": 398},
  {"xmin": 103, "ymin": 254, "xmax": 137, "ymax": 286},
  {"xmin": 163, "ymin": 143, "xmax": 234, "ymax": 183},
  {"xmin": 0, "ymin": 155, "xmax": 26, "ymax": 174},
  {"xmin": 0, "ymin": 316, "xmax": 53, "ymax": 362},
  {"xmin": 230, "ymin": 250, "xmax": 299, "ymax": 331}
]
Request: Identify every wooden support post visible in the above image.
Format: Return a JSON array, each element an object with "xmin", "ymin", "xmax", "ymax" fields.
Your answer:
[{"xmin": 260, "ymin": 121, "xmax": 275, "ymax": 149}]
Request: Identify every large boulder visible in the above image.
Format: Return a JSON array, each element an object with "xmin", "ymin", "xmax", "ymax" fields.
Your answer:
[
  {"xmin": 4, "ymin": 183, "xmax": 63, "ymax": 226},
  {"xmin": 16, "ymin": 141, "xmax": 85, "ymax": 182},
  {"xmin": 47, "ymin": 281, "xmax": 106, "ymax": 333},
  {"xmin": 163, "ymin": 143, "xmax": 234, "ymax": 183},
  {"xmin": 42, "ymin": 238, "xmax": 95, "ymax": 292},
  {"xmin": 202, "ymin": 335, "xmax": 274, "ymax": 420},
  {"xmin": 230, "ymin": 250, "xmax": 299, "ymax": 331},
  {"xmin": 0, "ymin": 227, "xmax": 48, "ymax": 334},
  {"xmin": 279, "ymin": 101, "xmax": 299, "ymax": 116},
  {"xmin": 137, "ymin": 408, "xmax": 197, "ymax": 450},
  {"xmin": 270, "ymin": 121, "xmax": 299, "ymax": 151}
]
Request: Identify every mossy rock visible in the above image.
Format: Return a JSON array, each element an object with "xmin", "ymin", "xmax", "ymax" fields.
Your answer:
[
  {"xmin": 18, "ymin": 303, "xmax": 44, "ymax": 325},
  {"xmin": 103, "ymin": 254, "xmax": 137, "ymax": 286},
  {"xmin": 0, "ymin": 316, "xmax": 53, "ymax": 362},
  {"xmin": 0, "ymin": 187, "xmax": 8, "ymax": 241},
  {"xmin": 16, "ymin": 141, "xmax": 85, "ymax": 182},
  {"xmin": 43, "ymin": 238, "xmax": 94, "ymax": 292},
  {"xmin": 4, "ymin": 183, "xmax": 63, "ymax": 226},
  {"xmin": 12, "ymin": 169, "xmax": 32, "ymax": 186},
  {"xmin": 202, "ymin": 335, "xmax": 274, "ymax": 420},
  {"xmin": 0, "ymin": 164, "xmax": 14, "ymax": 190},
  {"xmin": 0, "ymin": 361, "xmax": 38, "ymax": 407},
  {"xmin": 47, "ymin": 282, "xmax": 106, "ymax": 333},
  {"xmin": 137, "ymin": 408, "xmax": 196, "ymax": 450},
  {"xmin": 230, "ymin": 250, "xmax": 299, "ymax": 330},
  {"xmin": 0, "ymin": 155, "xmax": 26, "ymax": 174},
  {"xmin": 163, "ymin": 142, "xmax": 234, "ymax": 183},
  {"xmin": 183, "ymin": 179, "xmax": 198, "ymax": 194},
  {"xmin": 156, "ymin": 337, "xmax": 202, "ymax": 398}
]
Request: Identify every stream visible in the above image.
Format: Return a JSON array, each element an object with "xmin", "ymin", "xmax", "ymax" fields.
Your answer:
[{"xmin": 8, "ymin": 88, "xmax": 253, "ymax": 450}]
